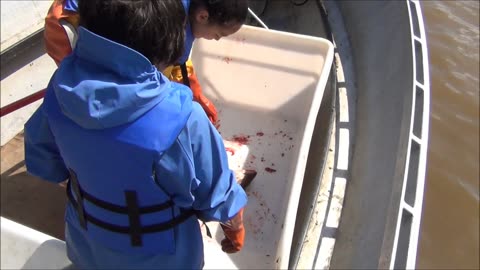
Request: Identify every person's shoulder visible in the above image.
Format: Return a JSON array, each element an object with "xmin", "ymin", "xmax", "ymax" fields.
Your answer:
[
  {"xmin": 189, "ymin": 102, "xmax": 211, "ymax": 124},
  {"xmin": 167, "ymin": 81, "xmax": 194, "ymax": 102},
  {"xmin": 182, "ymin": 100, "xmax": 216, "ymax": 137}
]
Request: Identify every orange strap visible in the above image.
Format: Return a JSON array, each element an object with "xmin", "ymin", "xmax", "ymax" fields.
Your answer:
[{"xmin": 44, "ymin": 0, "xmax": 79, "ymax": 66}]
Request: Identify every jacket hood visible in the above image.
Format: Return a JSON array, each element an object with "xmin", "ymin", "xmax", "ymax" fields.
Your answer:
[{"xmin": 52, "ymin": 27, "xmax": 190, "ymax": 130}]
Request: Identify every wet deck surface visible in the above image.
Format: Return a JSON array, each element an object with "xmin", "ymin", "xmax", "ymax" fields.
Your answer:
[{"xmin": 1, "ymin": 132, "xmax": 66, "ymax": 240}]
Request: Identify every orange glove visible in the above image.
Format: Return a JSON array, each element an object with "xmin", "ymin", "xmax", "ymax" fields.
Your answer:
[
  {"xmin": 220, "ymin": 208, "xmax": 245, "ymax": 253},
  {"xmin": 169, "ymin": 61, "xmax": 218, "ymax": 124},
  {"xmin": 44, "ymin": 0, "xmax": 80, "ymax": 66}
]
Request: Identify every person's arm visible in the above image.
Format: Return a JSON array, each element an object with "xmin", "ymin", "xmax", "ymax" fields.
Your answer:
[
  {"xmin": 154, "ymin": 102, "xmax": 246, "ymax": 252},
  {"xmin": 156, "ymin": 102, "xmax": 246, "ymax": 220},
  {"xmin": 187, "ymin": 103, "xmax": 246, "ymax": 252},
  {"xmin": 187, "ymin": 104, "xmax": 246, "ymax": 220},
  {"xmin": 169, "ymin": 60, "xmax": 218, "ymax": 124},
  {"xmin": 220, "ymin": 207, "xmax": 245, "ymax": 253},
  {"xmin": 44, "ymin": 0, "xmax": 80, "ymax": 66},
  {"xmin": 24, "ymin": 105, "xmax": 69, "ymax": 184}
]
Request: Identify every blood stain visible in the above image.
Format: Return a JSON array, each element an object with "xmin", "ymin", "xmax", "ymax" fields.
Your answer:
[
  {"xmin": 232, "ymin": 135, "xmax": 249, "ymax": 144},
  {"xmin": 256, "ymin": 132, "xmax": 264, "ymax": 136},
  {"xmin": 265, "ymin": 167, "xmax": 276, "ymax": 173}
]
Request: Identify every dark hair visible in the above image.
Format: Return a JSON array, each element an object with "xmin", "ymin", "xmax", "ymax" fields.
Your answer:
[
  {"xmin": 78, "ymin": 0, "xmax": 186, "ymax": 66},
  {"xmin": 189, "ymin": 0, "xmax": 248, "ymax": 26}
]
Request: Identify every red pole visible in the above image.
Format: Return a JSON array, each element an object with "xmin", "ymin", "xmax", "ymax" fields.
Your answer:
[{"xmin": 0, "ymin": 89, "xmax": 46, "ymax": 117}]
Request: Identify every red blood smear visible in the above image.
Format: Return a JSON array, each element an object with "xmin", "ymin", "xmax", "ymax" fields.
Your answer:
[
  {"xmin": 256, "ymin": 132, "xmax": 264, "ymax": 136},
  {"xmin": 265, "ymin": 167, "xmax": 277, "ymax": 173},
  {"xmin": 232, "ymin": 135, "xmax": 249, "ymax": 145},
  {"xmin": 226, "ymin": 147, "xmax": 235, "ymax": 155}
]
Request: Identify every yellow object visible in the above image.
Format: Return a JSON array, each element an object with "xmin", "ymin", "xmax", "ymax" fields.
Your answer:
[
  {"xmin": 166, "ymin": 60, "xmax": 219, "ymax": 124},
  {"xmin": 167, "ymin": 59, "xmax": 195, "ymax": 81}
]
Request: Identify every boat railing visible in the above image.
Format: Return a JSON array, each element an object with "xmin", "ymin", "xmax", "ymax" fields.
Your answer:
[{"xmin": 389, "ymin": 0, "xmax": 431, "ymax": 269}]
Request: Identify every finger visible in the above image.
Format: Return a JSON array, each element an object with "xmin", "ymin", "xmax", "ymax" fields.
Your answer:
[
  {"xmin": 222, "ymin": 245, "xmax": 240, "ymax": 253},
  {"xmin": 223, "ymin": 248, "xmax": 239, "ymax": 254},
  {"xmin": 221, "ymin": 243, "xmax": 237, "ymax": 253},
  {"xmin": 221, "ymin": 238, "xmax": 232, "ymax": 246},
  {"xmin": 221, "ymin": 243, "xmax": 234, "ymax": 250},
  {"xmin": 221, "ymin": 242, "xmax": 234, "ymax": 253},
  {"xmin": 221, "ymin": 238, "xmax": 242, "ymax": 254}
]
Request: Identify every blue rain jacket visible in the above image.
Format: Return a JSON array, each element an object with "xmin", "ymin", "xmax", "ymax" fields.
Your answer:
[
  {"xmin": 63, "ymin": 0, "xmax": 77, "ymax": 12},
  {"xmin": 62, "ymin": 0, "xmax": 194, "ymax": 65},
  {"xmin": 24, "ymin": 27, "xmax": 247, "ymax": 269}
]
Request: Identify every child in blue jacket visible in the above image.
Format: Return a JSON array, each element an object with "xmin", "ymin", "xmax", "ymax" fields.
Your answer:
[{"xmin": 25, "ymin": 0, "xmax": 247, "ymax": 268}]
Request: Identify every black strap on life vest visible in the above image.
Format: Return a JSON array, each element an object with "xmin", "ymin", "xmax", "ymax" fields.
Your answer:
[
  {"xmin": 66, "ymin": 169, "xmax": 195, "ymax": 246},
  {"xmin": 179, "ymin": 63, "xmax": 191, "ymax": 87}
]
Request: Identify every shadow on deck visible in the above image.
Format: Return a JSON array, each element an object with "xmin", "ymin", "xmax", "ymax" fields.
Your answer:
[{"xmin": 1, "ymin": 132, "xmax": 66, "ymax": 240}]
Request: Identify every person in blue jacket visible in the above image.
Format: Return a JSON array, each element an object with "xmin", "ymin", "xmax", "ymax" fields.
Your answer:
[
  {"xmin": 24, "ymin": 0, "xmax": 247, "ymax": 269},
  {"xmin": 44, "ymin": 0, "xmax": 248, "ymax": 125}
]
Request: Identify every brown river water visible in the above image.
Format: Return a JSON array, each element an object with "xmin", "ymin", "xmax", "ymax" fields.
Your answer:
[{"xmin": 417, "ymin": 1, "xmax": 479, "ymax": 269}]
